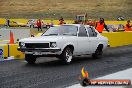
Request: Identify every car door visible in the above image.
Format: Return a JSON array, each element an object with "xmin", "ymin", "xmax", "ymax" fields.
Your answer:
[
  {"xmin": 77, "ymin": 25, "xmax": 90, "ymax": 55},
  {"xmin": 87, "ymin": 27, "xmax": 99, "ymax": 53}
]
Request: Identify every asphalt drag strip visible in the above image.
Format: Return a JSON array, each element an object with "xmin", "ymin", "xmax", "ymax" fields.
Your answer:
[{"xmin": 0, "ymin": 45, "xmax": 132, "ymax": 88}]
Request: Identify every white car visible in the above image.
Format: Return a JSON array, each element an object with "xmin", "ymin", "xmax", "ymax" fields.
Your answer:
[{"xmin": 18, "ymin": 24, "xmax": 108, "ymax": 64}]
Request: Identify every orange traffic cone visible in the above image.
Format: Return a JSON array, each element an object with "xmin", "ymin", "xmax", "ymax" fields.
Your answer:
[{"xmin": 10, "ymin": 31, "xmax": 14, "ymax": 44}]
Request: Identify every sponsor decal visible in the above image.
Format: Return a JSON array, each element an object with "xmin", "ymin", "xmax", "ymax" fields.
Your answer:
[
  {"xmin": 0, "ymin": 49, "xmax": 3, "ymax": 55},
  {"xmin": 79, "ymin": 67, "xmax": 131, "ymax": 87},
  {"xmin": 0, "ymin": 49, "xmax": 4, "ymax": 61}
]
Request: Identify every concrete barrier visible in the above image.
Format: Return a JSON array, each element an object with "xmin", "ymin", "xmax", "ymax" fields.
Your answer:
[
  {"xmin": 0, "ymin": 44, "xmax": 25, "ymax": 60},
  {"xmin": 102, "ymin": 32, "xmax": 132, "ymax": 47},
  {"xmin": 0, "ymin": 18, "xmax": 6, "ymax": 25},
  {"xmin": 9, "ymin": 44, "xmax": 25, "ymax": 59},
  {"xmin": 0, "ymin": 28, "xmax": 30, "ymax": 43},
  {"xmin": 35, "ymin": 32, "xmax": 132, "ymax": 47}
]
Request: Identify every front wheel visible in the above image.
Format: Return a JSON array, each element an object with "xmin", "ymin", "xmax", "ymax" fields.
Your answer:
[
  {"xmin": 25, "ymin": 54, "xmax": 36, "ymax": 64},
  {"xmin": 60, "ymin": 47, "xmax": 73, "ymax": 64}
]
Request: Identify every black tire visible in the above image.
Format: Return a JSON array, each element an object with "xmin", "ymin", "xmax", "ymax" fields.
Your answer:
[
  {"xmin": 60, "ymin": 47, "xmax": 73, "ymax": 64},
  {"xmin": 92, "ymin": 45, "xmax": 103, "ymax": 59},
  {"xmin": 25, "ymin": 54, "xmax": 36, "ymax": 64}
]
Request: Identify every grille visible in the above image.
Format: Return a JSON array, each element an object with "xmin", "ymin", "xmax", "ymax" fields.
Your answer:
[{"xmin": 25, "ymin": 43, "xmax": 49, "ymax": 48}]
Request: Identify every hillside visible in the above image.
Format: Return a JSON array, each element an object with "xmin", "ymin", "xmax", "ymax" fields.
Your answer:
[{"xmin": 0, "ymin": 0, "xmax": 132, "ymax": 20}]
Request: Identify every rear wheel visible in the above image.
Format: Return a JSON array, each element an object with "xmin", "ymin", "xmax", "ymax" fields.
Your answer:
[
  {"xmin": 60, "ymin": 47, "xmax": 73, "ymax": 64},
  {"xmin": 25, "ymin": 54, "xmax": 36, "ymax": 64},
  {"xmin": 92, "ymin": 45, "xmax": 103, "ymax": 59}
]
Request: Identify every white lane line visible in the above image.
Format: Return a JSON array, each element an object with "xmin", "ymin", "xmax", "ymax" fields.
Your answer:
[
  {"xmin": 0, "ymin": 58, "xmax": 14, "ymax": 61},
  {"xmin": 23, "ymin": 61, "xmax": 27, "ymax": 63}
]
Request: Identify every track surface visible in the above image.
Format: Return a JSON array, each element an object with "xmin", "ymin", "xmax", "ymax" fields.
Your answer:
[{"xmin": 0, "ymin": 45, "xmax": 132, "ymax": 88}]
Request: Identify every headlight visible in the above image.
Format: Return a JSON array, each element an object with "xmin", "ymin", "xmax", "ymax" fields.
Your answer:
[
  {"xmin": 50, "ymin": 42, "xmax": 57, "ymax": 48},
  {"xmin": 20, "ymin": 42, "xmax": 25, "ymax": 47}
]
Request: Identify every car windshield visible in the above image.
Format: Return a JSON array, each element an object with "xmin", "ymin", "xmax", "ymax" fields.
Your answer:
[{"xmin": 42, "ymin": 25, "xmax": 78, "ymax": 36}]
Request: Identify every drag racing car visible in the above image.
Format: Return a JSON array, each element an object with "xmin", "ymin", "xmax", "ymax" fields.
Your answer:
[{"xmin": 18, "ymin": 24, "xmax": 108, "ymax": 64}]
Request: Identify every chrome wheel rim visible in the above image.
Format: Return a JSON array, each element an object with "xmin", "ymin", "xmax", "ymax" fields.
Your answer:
[{"xmin": 65, "ymin": 49, "xmax": 72, "ymax": 62}]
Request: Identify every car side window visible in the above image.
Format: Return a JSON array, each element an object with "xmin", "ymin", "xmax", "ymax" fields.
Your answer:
[
  {"xmin": 87, "ymin": 27, "xmax": 97, "ymax": 37},
  {"xmin": 78, "ymin": 26, "xmax": 88, "ymax": 37}
]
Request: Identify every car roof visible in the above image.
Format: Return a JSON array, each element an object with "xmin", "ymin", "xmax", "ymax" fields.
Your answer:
[
  {"xmin": 62, "ymin": 24, "xmax": 91, "ymax": 27},
  {"xmin": 62, "ymin": 24, "xmax": 82, "ymax": 27},
  {"xmin": 85, "ymin": 25, "xmax": 91, "ymax": 27}
]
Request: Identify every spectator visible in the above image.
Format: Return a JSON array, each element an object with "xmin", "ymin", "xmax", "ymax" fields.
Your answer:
[
  {"xmin": 125, "ymin": 20, "xmax": 132, "ymax": 31},
  {"xmin": 96, "ymin": 18, "xmax": 109, "ymax": 33},
  {"xmin": 59, "ymin": 17, "xmax": 65, "ymax": 25},
  {"xmin": 6, "ymin": 19, "xmax": 10, "ymax": 27},
  {"xmin": 37, "ymin": 19, "xmax": 42, "ymax": 31}
]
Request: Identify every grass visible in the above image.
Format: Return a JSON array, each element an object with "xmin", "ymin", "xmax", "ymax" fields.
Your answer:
[{"xmin": 0, "ymin": 0, "xmax": 132, "ymax": 20}]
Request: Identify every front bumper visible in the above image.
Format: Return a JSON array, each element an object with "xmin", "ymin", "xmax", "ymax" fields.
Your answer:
[{"xmin": 17, "ymin": 47, "xmax": 61, "ymax": 52}]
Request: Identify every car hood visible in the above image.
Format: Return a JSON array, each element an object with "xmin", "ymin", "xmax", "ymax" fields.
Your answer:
[{"xmin": 19, "ymin": 36, "xmax": 64, "ymax": 43}]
